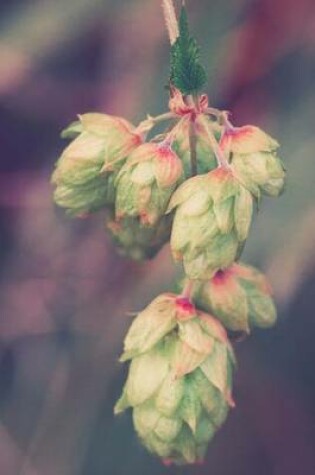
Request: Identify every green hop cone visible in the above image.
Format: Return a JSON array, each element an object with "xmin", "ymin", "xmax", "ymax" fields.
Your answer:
[
  {"xmin": 115, "ymin": 293, "xmax": 235, "ymax": 465},
  {"xmin": 167, "ymin": 167, "xmax": 254, "ymax": 279},
  {"xmin": 115, "ymin": 142, "xmax": 183, "ymax": 226},
  {"xmin": 51, "ymin": 113, "xmax": 141, "ymax": 216},
  {"xmin": 106, "ymin": 213, "xmax": 172, "ymax": 261},
  {"xmin": 220, "ymin": 126, "xmax": 286, "ymax": 198},
  {"xmin": 194, "ymin": 262, "xmax": 277, "ymax": 333}
]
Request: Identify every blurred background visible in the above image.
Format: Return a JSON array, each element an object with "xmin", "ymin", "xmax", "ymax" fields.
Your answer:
[{"xmin": 0, "ymin": 0, "xmax": 315, "ymax": 474}]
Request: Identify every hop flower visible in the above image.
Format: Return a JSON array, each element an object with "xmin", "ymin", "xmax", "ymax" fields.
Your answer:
[
  {"xmin": 167, "ymin": 167, "xmax": 254, "ymax": 279},
  {"xmin": 51, "ymin": 113, "xmax": 141, "ymax": 216},
  {"xmin": 115, "ymin": 142, "xmax": 183, "ymax": 226},
  {"xmin": 115, "ymin": 293, "xmax": 235, "ymax": 465},
  {"xmin": 194, "ymin": 262, "xmax": 277, "ymax": 333},
  {"xmin": 106, "ymin": 214, "xmax": 172, "ymax": 260},
  {"xmin": 220, "ymin": 126, "xmax": 286, "ymax": 198}
]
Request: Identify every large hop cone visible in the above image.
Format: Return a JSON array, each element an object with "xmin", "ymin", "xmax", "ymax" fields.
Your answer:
[
  {"xmin": 115, "ymin": 293, "xmax": 235, "ymax": 465},
  {"xmin": 167, "ymin": 167, "xmax": 254, "ymax": 279},
  {"xmin": 193, "ymin": 262, "xmax": 277, "ymax": 333},
  {"xmin": 115, "ymin": 142, "xmax": 183, "ymax": 226},
  {"xmin": 51, "ymin": 113, "xmax": 141, "ymax": 216},
  {"xmin": 106, "ymin": 213, "xmax": 172, "ymax": 261},
  {"xmin": 220, "ymin": 126, "xmax": 286, "ymax": 198}
]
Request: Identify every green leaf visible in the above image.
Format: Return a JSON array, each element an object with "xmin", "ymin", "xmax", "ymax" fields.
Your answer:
[{"xmin": 170, "ymin": 7, "xmax": 207, "ymax": 95}]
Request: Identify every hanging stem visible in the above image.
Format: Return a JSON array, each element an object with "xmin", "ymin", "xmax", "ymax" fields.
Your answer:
[
  {"xmin": 162, "ymin": 0, "xmax": 179, "ymax": 45},
  {"xmin": 180, "ymin": 279, "xmax": 195, "ymax": 300},
  {"xmin": 189, "ymin": 119, "xmax": 198, "ymax": 176},
  {"xmin": 199, "ymin": 115, "xmax": 230, "ymax": 169}
]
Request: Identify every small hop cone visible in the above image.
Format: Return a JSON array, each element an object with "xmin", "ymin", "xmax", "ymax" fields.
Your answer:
[
  {"xmin": 194, "ymin": 262, "xmax": 277, "ymax": 333},
  {"xmin": 51, "ymin": 113, "xmax": 141, "ymax": 216},
  {"xmin": 106, "ymin": 214, "xmax": 172, "ymax": 261},
  {"xmin": 220, "ymin": 126, "xmax": 286, "ymax": 198},
  {"xmin": 115, "ymin": 293, "xmax": 235, "ymax": 465},
  {"xmin": 115, "ymin": 142, "xmax": 183, "ymax": 226},
  {"xmin": 167, "ymin": 167, "xmax": 254, "ymax": 279}
]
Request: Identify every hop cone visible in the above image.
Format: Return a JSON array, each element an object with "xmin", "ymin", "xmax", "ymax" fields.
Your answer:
[
  {"xmin": 194, "ymin": 263, "xmax": 277, "ymax": 333},
  {"xmin": 115, "ymin": 142, "xmax": 183, "ymax": 226},
  {"xmin": 51, "ymin": 113, "xmax": 141, "ymax": 216},
  {"xmin": 115, "ymin": 293, "xmax": 235, "ymax": 465},
  {"xmin": 106, "ymin": 213, "xmax": 172, "ymax": 260},
  {"xmin": 220, "ymin": 126, "xmax": 286, "ymax": 198},
  {"xmin": 167, "ymin": 167, "xmax": 253, "ymax": 279}
]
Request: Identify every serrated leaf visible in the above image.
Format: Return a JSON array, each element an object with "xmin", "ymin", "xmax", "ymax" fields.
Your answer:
[{"xmin": 170, "ymin": 7, "xmax": 207, "ymax": 95}]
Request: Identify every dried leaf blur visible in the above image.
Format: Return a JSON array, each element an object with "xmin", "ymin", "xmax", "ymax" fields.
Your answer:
[{"xmin": 0, "ymin": 0, "xmax": 315, "ymax": 474}]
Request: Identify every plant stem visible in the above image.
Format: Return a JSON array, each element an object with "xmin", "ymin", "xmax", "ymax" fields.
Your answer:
[
  {"xmin": 184, "ymin": 94, "xmax": 198, "ymax": 175},
  {"xmin": 180, "ymin": 279, "xmax": 195, "ymax": 300},
  {"xmin": 136, "ymin": 112, "xmax": 177, "ymax": 136},
  {"xmin": 162, "ymin": 0, "xmax": 179, "ymax": 45},
  {"xmin": 199, "ymin": 115, "xmax": 230, "ymax": 169},
  {"xmin": 189, "ymin": 118, "xmax": 198, "ymax": 176}
]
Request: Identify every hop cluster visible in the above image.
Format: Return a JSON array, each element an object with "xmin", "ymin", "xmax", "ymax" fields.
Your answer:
[
  {"xmin": 51, "ymin": 57, "xmax": 286, "ymax": 466},
  {"xmin": 115, "ymin": 294, "xmax": 235, "ymax": 465}
]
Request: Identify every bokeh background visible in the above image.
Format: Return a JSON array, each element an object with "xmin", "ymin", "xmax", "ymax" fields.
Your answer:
[{"xmin": 0, "ymin": 0, "xmax": 315, "ymax": 474}]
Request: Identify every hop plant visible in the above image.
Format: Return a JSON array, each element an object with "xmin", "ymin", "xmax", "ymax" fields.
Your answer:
[
  {"xmin": 167, "ymin": 167, "xmax": 253, "ymax": 279},
  {"xmin": 220, "ymin": 125, "xmax": 286, "ymax": 198},
  {"xmin": 115, "ymin": 294, "xmax": 235, "ymax": 465},
  {"xmin": 192, "ymin": 262, "xmax": 277, "ymax": 333},
  {"xmin": 50, "ymin": 0, "xmax": 287, "ymax": 467},
  {"xmin": 51, "ymin": 113, "xmax": 142, "ymax": 216},
  {"xmin": 115, "ymin": 142, "xmax": 183, "ymax": 226}
]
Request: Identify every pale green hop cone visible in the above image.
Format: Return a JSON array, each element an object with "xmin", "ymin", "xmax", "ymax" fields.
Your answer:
[
  {"xmin": 194, "ymin": 262, "xmax": 277, "ymax": 333},
  {"xmin": 167, "ymin": 167, "xmax": 254, "ymax": 280},
  {"xmin": 220, "ymin": 125, "xmax": 286, "ymax": 198},
  {"xmin": 115, "ymin": 142, "xmax": 183, "ymax": 226},
  {"xmin": 51, "ymin": 113, "xmax": 142, "ymax": 216},
  {"xmin": 115, "ymin": 293, "xmax": 236, "ymax": 465}
]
